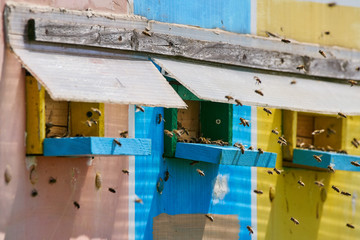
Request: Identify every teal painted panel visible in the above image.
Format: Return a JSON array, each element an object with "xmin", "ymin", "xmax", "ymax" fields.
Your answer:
[
  {"xmin": 293, "ymin": 149, "xmax": 360, "ymax": 172},
  {"xmin": 175, "ymin": 142, "xmax": 277, "ymax": 167},
  {"xmin": 43, "ymin": 137, "xmax": 151, "ymax": 156},
  {"xmin": 134, "ymin": 0, "xmax": 252, "ymax": 34}
]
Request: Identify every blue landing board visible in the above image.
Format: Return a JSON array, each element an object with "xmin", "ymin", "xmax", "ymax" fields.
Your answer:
[
  {"xmin": 43, "ymin": 137, "xmax": 151, "ymax": 156},
  {"xmin": 293, "ymin": 148, "xmax": 360, "ymax": 172},
  {"xmin": 175, "ymin": 143, "xmax": 277, "ymax": 167}
]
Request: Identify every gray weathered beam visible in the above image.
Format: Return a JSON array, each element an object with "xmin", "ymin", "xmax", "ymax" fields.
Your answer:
[{"xmin": 5, "ymin": 2, "xmax": 360, "ymax": 81}]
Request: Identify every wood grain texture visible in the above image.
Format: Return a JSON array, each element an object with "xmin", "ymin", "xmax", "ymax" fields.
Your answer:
[
  {"xmin": 43, "ymin": 137, "xmax": 151, "ymax": 156},
  {"xmin": 153, "ymin": 213, "xmax": 240, "ymax": 240},
  {"xmin": 175, "ymin": 142, "xmax": 277, "ymax": 167},
  {"xmin": 17, "ymin": 8, "xmax": 360, "ymax": 81}
]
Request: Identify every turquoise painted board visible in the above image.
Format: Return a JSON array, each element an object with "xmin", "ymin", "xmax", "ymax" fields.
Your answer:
[
  {"xmin": 134, "ymin": 0, "xmax": 252, "ymax": 34},
  {"xmin": 43, "ymin": 137, "xmax": 151, "ymax": 156},
  {"xmin": 135, "ymin": 107, "xmax": 164, "ymax": 240},
  {"xmin": 293, "ymin": 149, "xmax": 360, "ymax": 172},
  {"xmin": 160, "ymin": 158, "xmax": 252, "ymax": 240},
  {"xmin": 232, "ymin": 105, "xmax": 252, "ymax": 147},
  {"xmin": 175, "ymin": 142, "xmax": 277, "ymax": 167}
]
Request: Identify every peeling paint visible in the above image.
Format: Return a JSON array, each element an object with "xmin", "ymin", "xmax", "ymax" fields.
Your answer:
[{"xmin": 212, "ymin": 174, "xmax": 229, "ymax": 204}]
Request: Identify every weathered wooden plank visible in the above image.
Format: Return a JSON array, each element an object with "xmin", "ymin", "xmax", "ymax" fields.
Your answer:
[
  {"xmin": 43, "ymin": 137, "xmax": 151, "ymax": 156},
  {"xmin": 175, "ymin": 142, "xmax": 277, "ymax": 167},
  {"xmin": 27, "ymin": 17, "xmax": 360, "ymax": 81}
]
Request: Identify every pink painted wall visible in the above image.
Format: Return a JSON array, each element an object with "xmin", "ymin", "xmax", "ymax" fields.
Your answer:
[{"xmin": 0, "ymin": 0, "xmax": 131, "ymax": 239}]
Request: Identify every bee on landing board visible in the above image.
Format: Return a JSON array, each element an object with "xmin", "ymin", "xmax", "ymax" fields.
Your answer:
[
  {"xmin": 225, "ymin": 95, "xmax": 234, "ymax": 101},
  {"xmin": 91, "ymin": 107, "xmax": 102, "ymax": 116}
]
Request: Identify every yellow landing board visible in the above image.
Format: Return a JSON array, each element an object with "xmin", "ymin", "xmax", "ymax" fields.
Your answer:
[{"xmin": 257, "ymin": 0, "xmax": 360, "ymax": 50}]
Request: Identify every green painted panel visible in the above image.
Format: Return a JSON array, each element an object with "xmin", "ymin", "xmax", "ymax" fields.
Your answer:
[
  {"xmin": 164, "ymin": 108, "xmax": 178, "ymax": 157},
  {"xmin": 200, "ymin": 101, "xmax": 233, "ymax": 145}
]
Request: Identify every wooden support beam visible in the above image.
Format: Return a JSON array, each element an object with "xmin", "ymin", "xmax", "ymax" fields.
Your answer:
[
  {"xmin": 24, "ymin": 15, "xmax": 360, "ymax": 81},
  {"xmin": 26, "ymin": 75, "xmax": 45, "ymax": 154}
]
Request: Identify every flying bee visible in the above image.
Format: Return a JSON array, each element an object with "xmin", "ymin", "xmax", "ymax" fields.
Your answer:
[
  {"xmin": 196, "ymin": 169, "xmax": 205, "ymax": 176},
  {"xmin": 327, "ymin": 165, "xmax": 335, "ymax": 173},
  {"xmin": 313, "ymin": 154, "xmax": 322, "ymax": 163},
  {"xmin": 328, "ymin": 2, "xmax": 336, "ymax": 7},
  {"xmin": 113, "ymin": 139, "xmax": 122, "ymax": 146},
  {"xmin": 279, "ymin": 136, "xmax": 287, "ymax": 143},
  {"xmin": 49, "ymin": 176, "xmax": 57, "ymax": 184},
  {"xmin": 281, "ymin": 38, "xmax": 291, "ymax": 43},
  {"xmin": 297, "ymin": 180, "xmax": 305, "ymax": 187},
  {"xmin": 181, "ymin": 128, "xmax": 190, "ymax": 136},
  {"xmin": 319, "ymin": 50, "xmax": 326, "ymax": 58},
  {"xmin": 314, "ymin": 181, "xmax": 324, "ymax": 187},
  {"xmin": 135, "ymin": 105, "xmax": 145, "ymax": 112},
  {"xmin": 254, "ymin": 76, "xmax": 261, "ymax": 84},
  {"xmin": 234, "ymin": 142, "xmax": 245, "ymax": 154},
  {"xmin": 85, "ymin": 120, "xmax": 93, "ymax": 127},
  {"xmin": 248, "ymin": 146, "xmax": 254, "ymax": 150},
  {"xmin": 354, "ymin": 138, "xmax": 360, "ymax": 145},
  {"xmin": 356, "ymin": 67, "xmax": 360, "ymax": 71},
  {"xmin": 341, "ymin": 191, "xmax": 351, "ymax": 196},
  {"xmin": 239, "ymin": 117, "xmax": 250, "ymax": 127},
  {"xmin": 205, "ymin": 214, "xmax": 214, "ymax": 222},
  {"xmin": 172, "ymin": 129, "xmax": 182, "ymax": 137},
  {"xmin": 351, "ymin": 140, "xmax": 359, "ymax": 148},
  {"xmin": 247, "ymin": 226, "xmax": 254, "ymax": 234},
  {"xmin": 332, "ymin": 185, "xmax": 340, "ymax": 193},
  {"xmin": 157, "ymin": 114, "xmax": 165, "ymax": 124},
  {"xmin": 346, "ymin": 223, "xmax": 355, "ymax": 229},
  {"xmin": 91, "ymin": 107, "xmax": 102, "ymax": 116},
  {"xmin": 142, "ymin": 30, "xmax": 152, "ymax": 36},
  {"xmin": 267, "ymin": 170, "xmax": 273, "ymax": 175},
  {"xmin": 164, "ymin": 170, "xmax": 170, "ymax": 181},
  {"xmin": 108, "ymin": 187, "xmax": 116, "ymax": 193},
  {"xmin": 277, "ymin": 139, "xmax": 287, "ymax": 146},
  {"xmin": 255, "ymin": 90, "xmax": 264, "ymax": 96},
  {"xmin": 135, "ymin": 197, "xmax": 144, "ymax": 204},
  {"xmin": 122, "ymin": 169, "xmax": 130, "ymax": 175},
  {"xmin": 225, "ymin": 95, "xmax": 234, "ymax": 101},
  {"xmin": 119, "ymin": 130, "xmax": 128, "ymax": 138},
  {"xmin": 312, "ymin": 129, "xmax": 325, "ymax": 135},
  {"xmin": 338, "ymin": 112, "xmax": 347, "ymax": 118},
  {"xmin": 73, "ymin": 201, "xmax": 80, "ymax": 209},
  {"xmin": 164, "ymin": 130, "xmax": 174, "ymax": 138},
  {"xmin": 31, "ymin": 189, "xmax": 38, "ymax": 197},
  {"xmin": 258, "ymin": 148, "xmax": 264, "ymax": 154},
  {"xmin": 265, "ymin": 31, "xmax": 280, "ymax": 38},
  {"xmin": 351, "ymin": 161, "xmax": 360, "ymax": 167},
  {"xmin": 272, "ymin": 129, "xmax": 279, "ymax": 135},
  {"xmin": 95, "ymin": 172, "xmax": 102, "ymax": 190},
  {"xmin": 235, "ymin": 99, "xmax": 243, "ymax": 106},
  {"xmin": 190, "ymin": 160, "xmax": 199, "ymax": 166},
  {"xmin": 290, "ymin": 217, "xmax": 299, "ymax": 225},
  {"xmin": 290, "ymin": 80, "xmax": 297, "ymax": 85},
  {"xmin": 348, "ymin": 80, "xmax": 357, "ymax": 87},
  {"xmin": 263, "ymin": 107, "xmax": 272, "ymax": 115},
  {"xmin": 254, "ymin": 189, "xmax": 263, "ymax": 194}
]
